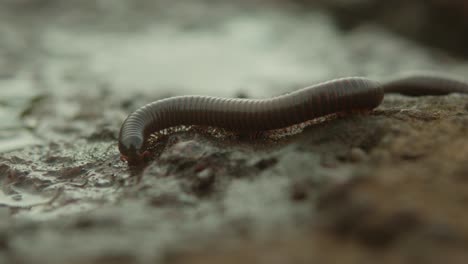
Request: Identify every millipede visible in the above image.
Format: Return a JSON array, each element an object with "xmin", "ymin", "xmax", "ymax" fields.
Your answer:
[{"xmin": 118, "ymin": 74, "xmax": 468, "ymax": 165}]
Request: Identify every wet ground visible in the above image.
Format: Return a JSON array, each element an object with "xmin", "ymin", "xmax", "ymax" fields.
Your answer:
[{"xmin": 0, "ymin": 1, "xmax": 468, "ymax": 263}]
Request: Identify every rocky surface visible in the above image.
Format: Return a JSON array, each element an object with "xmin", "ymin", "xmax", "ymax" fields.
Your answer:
[{"xmin": 0, "ymin": 1, "xmax": 467, "ymax": 264}]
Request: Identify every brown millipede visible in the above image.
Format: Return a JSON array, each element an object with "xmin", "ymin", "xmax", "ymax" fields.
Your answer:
[
  {"xmin": 118, "ymin": 74, "xmax": 468, "ymax": 165},
  {"xmin": 382, "ymin": 74, "xmax": 468, "ymax": 95}
]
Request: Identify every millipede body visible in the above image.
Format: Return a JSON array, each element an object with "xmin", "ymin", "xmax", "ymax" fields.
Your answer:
[
  {"xmin": 382, "ymin": 74, "xmax": 468, "ymax": 96},
  {"xmin": 118, "ymin": 74, "xmax": 468, "ymax": 164}
]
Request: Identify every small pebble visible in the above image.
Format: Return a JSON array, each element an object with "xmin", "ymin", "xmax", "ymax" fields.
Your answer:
[{"xmin": 349, "ymin": 148, "xmax": 367, "ymax": 162}]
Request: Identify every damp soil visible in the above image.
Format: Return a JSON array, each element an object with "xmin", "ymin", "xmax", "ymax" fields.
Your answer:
[{"xmin": 0, "ymin": 1, "xmax": 468, "ymax": 264}]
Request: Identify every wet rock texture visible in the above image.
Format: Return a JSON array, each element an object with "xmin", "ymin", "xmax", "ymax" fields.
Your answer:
[{"xmin": 0, "ymin": 1, "xmax": 467, "ymax": 264}]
